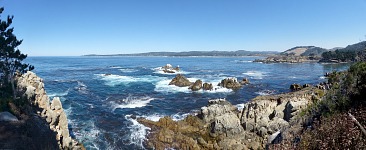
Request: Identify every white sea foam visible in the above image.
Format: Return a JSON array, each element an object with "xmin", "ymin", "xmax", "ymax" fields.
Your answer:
[
  {"xmin": 243, "ymin": 71, "xmax": 267, "ymax": 79},
  {"xmin": 233, "ymin": 60, "xmax": 253, "ymax": 63},
  {"xmin": 109, "ymin": 66, "xmax": 123, "ymax": 69},
  {"xmin": 255, "ymin": 90, "xmax": 275, "ymax": 96},
  {"xmin": 96, "ymin": 74, "xmax": 161, "ymax": 86},
  {"xmin": 319, "ymin": 76, "xmax": 326, "ymax": 80},
  {"xmin": 171, "ymin": 112, "xmax": 192, "ymax": 121},
  {"xmin": 119, "ymin": 68, "xmax": 137, "ymax": 73},
  {"xmin": 48, "ymin": 90, "xmax": 69, "ymax": 98},
  {"xmin": 125, "ymin": 114, "xmax": 151, "ymax": 148},
  {"xmin": 111, "ymin": 96, "xmax": 155, "ymax": 110},
  {"xmin": 236, "ymin": 104, "xmax": 245, "ymax": 111}
]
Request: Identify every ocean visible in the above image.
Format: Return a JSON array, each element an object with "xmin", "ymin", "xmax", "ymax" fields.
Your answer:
[{"xmin": 26, "ymin": 56, "xmax": 350, "ymax": 149}]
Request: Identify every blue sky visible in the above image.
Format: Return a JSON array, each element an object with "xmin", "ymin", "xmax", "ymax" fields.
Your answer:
[{"xmin": 2, "ymin": 0, "xmax": 366, "ymax": 56}]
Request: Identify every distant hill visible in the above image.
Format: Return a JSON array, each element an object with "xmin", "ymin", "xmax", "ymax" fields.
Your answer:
[
  {"xmin": 281, "ymin": 46, "xmax": 328, "ymax": 56},
  {"xmin": 338, "ymin": 41, "xmax": 366, "ymax": 52},
  {"xmin": 84, "ymin": 50, "xmax": 279, "ymax": 57}
]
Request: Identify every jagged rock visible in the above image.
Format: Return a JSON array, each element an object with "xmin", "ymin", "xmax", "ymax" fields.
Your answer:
[
  {"xmin": 160, "ymin": 64, "xmax": 180, "ymax": 73},
  {"xmin": 51, "ymin": 97, "xmax": 62, "ymax": 110},
  {"xmin": 240, "ymin": 78, "xmax": 250, "ymax": 85},
  {"xmin": 218, "ymin": 77, "xmax": 242, "ymax": 89},
  {"xmin": 290, "ymin": 83, "xmax": 302, "ymax": 91},
  {"xmin": 202, "ymin": 83, "xmax": 213, "ymax": 91},
  {"xmin": 169, "ymin": 74, "xmax": 192, "ymax": 87},
  {"xmin": 0, "ymin": 111, "xmax": 19, "ymax": 122},
  {"xmin": 16, "ymin": 71, "xmax": 84, "ymax": 150},
  {"xmin": 138, "ymin": 88, "xmax": 318, "ymax": 150},
  {"xmin": 189, "ymin": 80, "xmax": 203, "ymax": 91}
]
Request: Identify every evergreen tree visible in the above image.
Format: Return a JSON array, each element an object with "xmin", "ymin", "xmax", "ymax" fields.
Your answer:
[{"xmin": 0, "ymin": 7, "xmax": 34, "ymax": 100}]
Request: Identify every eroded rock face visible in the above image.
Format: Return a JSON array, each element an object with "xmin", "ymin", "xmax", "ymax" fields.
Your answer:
[
  {"xmin": 240, "ymin": 78, "xmax": 250, "ymax": 85},
  {"xmin": 139, "ymin": 88, "xmax": 319, "ymax": 150},
  {"xmin": 218, "ymin": 77, "xmax": 242, "ymax": 89},
  {"xmin": 169, "ymin": 74, "xmax": 192, "ymax": 87},
  {"xmin": 16, "ymin": 71, "xmax": 84, "ymax": 150}
]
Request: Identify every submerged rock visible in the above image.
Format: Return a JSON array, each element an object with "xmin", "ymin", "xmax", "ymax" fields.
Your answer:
[
  {"xmin": 169, "ymin": 74, "xmax": 192, "ymax": 87},
  {"xmin": 240, "ymin": 78, "xmax": 250, "ymax": 85}
]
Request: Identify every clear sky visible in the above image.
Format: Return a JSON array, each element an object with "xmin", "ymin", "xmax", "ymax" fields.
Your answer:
[{"xmin": 1, "ymin": 0, "xmax": 366, "ymax": 56}]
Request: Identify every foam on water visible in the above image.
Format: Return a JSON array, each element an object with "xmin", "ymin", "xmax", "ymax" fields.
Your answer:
[
  {"xmin": 243, "ymin": 71, "xmax": 267, "ymax": 79},
  {"xmin": 125, "ymin": 114, "xmax": 151, "ymax": 149},
  {"xmin": 232, "ymin": 60, "xmax": 253, "ymax": 63},
  {"xmin": 119, "ymin": 68, "xmax": 137, "ymax": 73},
  {"xmin": 48, "ymin": 89, "xmax": 69, "ymax": 98},
  {"xmin": 255, "ymin": 90, "xmax": 276, "ymax": 96},
  {"xmin": 111, "ymin": 96, "xmax": 155, "ymax": 110},
  {"xmin": 319, "ymin": 76, "xmax": 326, "ymax": 80},
  {"xmin": 235, "ymin": 104, "xmax": 245, "ymax": 111},
  {"xmin": 96, "ymin": 74, "xmax": 162, "ymax": 86}
]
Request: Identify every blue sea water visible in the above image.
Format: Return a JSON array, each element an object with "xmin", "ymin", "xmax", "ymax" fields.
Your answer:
[{"xmin": 26, "ymin": 56, "xmax": 350, "ymax": 149}]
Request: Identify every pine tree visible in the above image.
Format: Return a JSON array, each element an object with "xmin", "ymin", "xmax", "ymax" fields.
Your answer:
[{"xmin": 0, "ymin": 7, "xmax": 34, "ymax": 100}]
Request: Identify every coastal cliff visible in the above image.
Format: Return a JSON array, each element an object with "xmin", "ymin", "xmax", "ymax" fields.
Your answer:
[
  {"xmin": 138, "ymin": 87, "xmax": 322, "ymax": 149},
  {"xmin": 16, "ymin": 71, "xmax": 84, "ymax": 150}
]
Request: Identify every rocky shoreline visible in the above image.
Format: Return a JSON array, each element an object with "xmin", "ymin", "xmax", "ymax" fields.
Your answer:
[
  {"xmin": 16, "ymin": 72, "xmax": 84, "ymax": 149},
  {"xmin": 138, "ymin": 86, "xmax": 324, "ymax": 149},
  {"xmin": 254, "ymin": 55, "xmax": 320, "ymax": 63}
]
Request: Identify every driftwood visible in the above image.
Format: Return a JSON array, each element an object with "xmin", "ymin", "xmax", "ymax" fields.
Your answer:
[{"xmin": 348, "ymin": 113, "xmax": 366, "ymax": 136}]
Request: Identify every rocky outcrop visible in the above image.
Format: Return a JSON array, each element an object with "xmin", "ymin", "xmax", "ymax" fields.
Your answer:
[
  {"xmin": 160, "ymin": 64, "xmax": 180, "ymax": 73},
  {"xmin": 189, "ymin": 80, "xmax": 203, "ymax": 91},
  {"xmin": 139, "ymin": 87, "xmax": 322, "ymax": 150},
  {"xmin": 16, "ymin": 71, "xmax": 84, "ymax": 150},
  {"xmin": 217, "ymin": 77, "xmax": 242, "ymax": 89},
  {"xmin": 202, "ymin": 83, "xmax": 213, "ymax": 91},
  {"xmin": 169, "ymin": 74, "xmax": 192, "ymax": 87}
]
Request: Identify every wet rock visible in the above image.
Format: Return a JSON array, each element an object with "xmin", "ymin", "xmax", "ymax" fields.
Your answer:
[
  {"xmin": 169, "ymin": 74, "xmax": 192, "ymax": 87},
  {"xmin": 240, "ymin": 78, "xmax": 250, "ymax": 85},
  {"xmin": 203, "ymin": 83, "xmax": 213, "ymax": 91},
  {"xmin": 218, "ymin": 77, "xmax": 242, "ymax": 89},
  {"xmin": 189, "ymin": 80, "xmax": 203, "ymax": 91}
]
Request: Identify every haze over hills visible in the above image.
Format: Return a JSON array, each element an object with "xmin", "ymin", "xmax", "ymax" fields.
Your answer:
[
  {"xmin": 84, "ymin": 50, "xmax": 279, "ymax": 57},
  {"xmin": 84, "ymin": 41, "xmax": 366, "ymax": 57}
]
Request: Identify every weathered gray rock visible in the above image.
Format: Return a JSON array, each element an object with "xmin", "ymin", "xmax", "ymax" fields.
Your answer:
[{"xmin": 0, "ymin": 111, "xmax": 19, "ymax": 122}]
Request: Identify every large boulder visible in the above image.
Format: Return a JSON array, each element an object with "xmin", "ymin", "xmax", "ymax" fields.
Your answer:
[
  {"xmin": 218, "ymin": 77, "xmax": 242, "ymax": 89},
  {"xmin": 189, "ymin": 80, "xmax": 203, "ymax": 91},
  {"xmin": 169, "ymin": 74, "xmax": 192, "ymax": 87}
]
